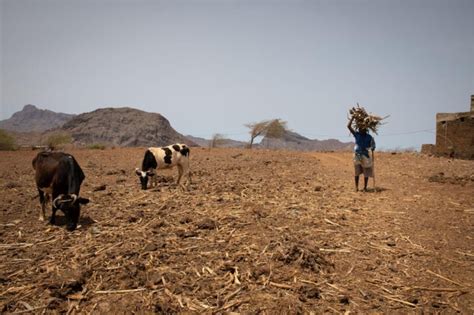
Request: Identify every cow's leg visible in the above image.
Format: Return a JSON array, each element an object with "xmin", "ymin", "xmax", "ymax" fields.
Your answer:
[
  {"xmin": 50, "ymin": 206, "xmax": 58, "ymax": 225},
  {"xmin": 50, "ymin": 194, "xmax": 58, "ymax": 225},
  {"xmin": 181, "ymin": 159, "xmax": 191, "ymax": 189},
  {"xmin": 152, "ymin": 170, "xmax": 158, "ymax": 187},
  {"xmin": 185, "ymin": 166, "xmax": 191, "ymax": 187},
  {"xmin": 38, "ymin": 189, "xmax": 46, "ymax": 221},
  {"xmin": 176, "ymin": 165, "xmax": 183, "ymax": 188}
]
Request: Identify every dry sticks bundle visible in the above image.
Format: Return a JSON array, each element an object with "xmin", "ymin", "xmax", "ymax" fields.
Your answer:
[{"xmin": 349, "ymin": 103, "xmax": 387, "ymax": 134}]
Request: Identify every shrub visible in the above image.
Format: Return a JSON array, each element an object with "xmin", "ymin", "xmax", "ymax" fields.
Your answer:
[
  {"xmin": 87, "ymin": 143, "xmax": 106, "ymax": 150},
  {"xmin": 209, "ymin": 133, "xmax": 225, "ymax": 149},
  {"xmin": 44, "ymin": 133, "xmax": 72, "ymax": 150},
  {"xmin": 0, "ymin": 129, "xmax": 17, "ymax": 151}
]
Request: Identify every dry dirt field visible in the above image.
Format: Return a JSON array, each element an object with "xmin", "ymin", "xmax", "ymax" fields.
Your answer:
[{"xmin": 1, "ymin": 147, "xmax": 473, "ymax": 314}]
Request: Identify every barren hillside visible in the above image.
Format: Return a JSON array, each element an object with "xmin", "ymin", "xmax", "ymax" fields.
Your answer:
[{"xmin": 61, "ymin": 107, "xmax": 194, "ymax": 147}]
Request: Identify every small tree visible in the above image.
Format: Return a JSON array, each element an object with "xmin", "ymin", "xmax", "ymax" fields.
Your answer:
[
  {"xmin": 45, "ymin": 133, "xmax": 72, "ymax": 150},
  {"xmin": 265, "ymin": 119, "xmax": 288, "ymax": 139},
  {"xmin": 245, "ymin": 119, "xmax": 288, "ymax": 148},
  {"xmin": 209, "ymin": 133, "xmax": 225, "ymax": 149},
  {"xmin": 0, "ymin": 129, "xmax": 17, "ymax": 151},
  {"xmin": 245, "ymin": 120, "xmax": 270, "ymax": 148}
]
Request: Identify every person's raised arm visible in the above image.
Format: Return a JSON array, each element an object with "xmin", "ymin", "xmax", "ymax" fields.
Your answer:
[{"xmin": 347, "ymin": 116, "xmax": 356, "ymax": 135}]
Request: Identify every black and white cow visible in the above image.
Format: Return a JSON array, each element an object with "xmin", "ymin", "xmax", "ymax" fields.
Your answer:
[
  {"xmin": 32, "ymin": 151, "xmax": 89, "ymax": 231},
  {"xmin": 135, "ymin": 143, "xmax": 191, "ymax": 190}
]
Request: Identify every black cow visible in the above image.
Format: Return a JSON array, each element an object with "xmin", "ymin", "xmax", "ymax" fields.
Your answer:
[{"xmin": 32, "ymin": 151, "xmax": 89, "ymax": 231}]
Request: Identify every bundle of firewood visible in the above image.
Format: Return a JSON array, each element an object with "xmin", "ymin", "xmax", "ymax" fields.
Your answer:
[{"xmin": 349, "ymin": 104, "xmax": 386, "ymax": 134}]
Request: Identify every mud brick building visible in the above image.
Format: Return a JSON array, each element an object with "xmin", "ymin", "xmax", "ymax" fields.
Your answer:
[{"xmin": 427, "ymin": 95, "xmax": 474, "ymax": 159}]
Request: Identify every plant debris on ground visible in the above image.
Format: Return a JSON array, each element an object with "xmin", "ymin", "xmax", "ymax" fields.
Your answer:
[{"xmin": 0, "ymin": 148, "xmax": 473, "ymax": 313}]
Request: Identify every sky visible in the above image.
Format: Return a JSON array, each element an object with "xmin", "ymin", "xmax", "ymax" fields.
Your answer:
[{"xmin": 1, "ymin": 0, "xmax": 473, "ymax": 149}]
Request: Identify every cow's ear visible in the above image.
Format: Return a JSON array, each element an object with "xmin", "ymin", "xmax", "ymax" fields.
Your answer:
[
  {"xmin": 146, "ymin": 170, "xmax": 154, "ymax": 176},
  {"xmin": 78, "ymin": 197, "xmax": 90, "ymax": 205},
  {"xmin": 135, "ymin": 168, "xmax": 141, "ymax": 176}
]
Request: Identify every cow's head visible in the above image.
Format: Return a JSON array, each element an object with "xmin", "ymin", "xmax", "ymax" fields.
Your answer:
[
  {"xmin": 53, "ymin": 194, "xmax": 90, "ymax": 231},
  {"xmin": 135, "ymin": 168, "xmax": 154, "ymax": 190}
]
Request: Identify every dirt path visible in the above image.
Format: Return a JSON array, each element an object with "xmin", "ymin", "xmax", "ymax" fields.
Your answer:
[{"xmin": 0, "ymin": 148, "xmax": 472, "ymax": 313}]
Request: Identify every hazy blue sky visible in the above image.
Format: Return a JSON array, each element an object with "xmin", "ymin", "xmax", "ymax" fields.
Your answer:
[{"xmin": 1, "ymin": 0, "xmax": 473, "ymax": 149}]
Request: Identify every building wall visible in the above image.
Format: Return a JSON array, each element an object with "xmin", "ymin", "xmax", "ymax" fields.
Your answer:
[
  {"xmin": 435, "ymin": 112, "xmax": 474, "ymax": 159},
  {"xmin": 421, "ymin": 144, "xmax": 435, "ymax": 155}
]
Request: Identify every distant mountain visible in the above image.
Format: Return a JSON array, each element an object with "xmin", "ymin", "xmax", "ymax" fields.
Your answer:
[
  {"xmin": 2, "ymin": 105, "xmax": 351, "ymax": 150},
  {"xmin": 185, "ymin": 135, "xmax": 209, "ymax": 147},
  {"xmin": 186, "ymin": 135, "xmax": 247, "ymax": 148},
  {"xmin": 260, "ymin": 130, "xmax": 353, "ymax": 151},
  {"xmin": 187, "ymin": 130, "xmax": 352, "ymax": 151},
  {"xmin": 0, "ymin": 104, "xmax": 75, "ymax": 132},
  {"xmin": 61, "ymin": 107, "xmax": 195, "ymax": 147}
]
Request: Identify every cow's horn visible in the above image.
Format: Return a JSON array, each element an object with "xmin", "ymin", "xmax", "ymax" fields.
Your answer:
[
  {"xmin": 53, "ymin": 194, "xmax": 64, "ymax": 208},
  {"xmin": 70, "ymin": 194, "xmax": 78, "ymax": 203}
]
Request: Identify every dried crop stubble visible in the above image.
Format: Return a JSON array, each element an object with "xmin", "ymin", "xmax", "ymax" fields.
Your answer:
[{"xmin": 0, "ymin": 148, "xmax": 473, "ymax": 313}]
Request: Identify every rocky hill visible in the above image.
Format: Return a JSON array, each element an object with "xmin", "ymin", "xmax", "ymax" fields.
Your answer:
[
  {"xmin": 260, "ymin": 130, "xmax": 353, "ymax": 151},
  {"xmin": 0, "ymin": 104, "xmax": 75, "ymax": 132},
  {"xmin": 61, "ymin": 107, "xmax": 194, "ymax": 147}
]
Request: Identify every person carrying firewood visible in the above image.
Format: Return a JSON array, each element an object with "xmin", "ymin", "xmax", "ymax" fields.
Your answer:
[{"xmin": 347, "ymin": 115, "xmax": 376, "ymax": 192}]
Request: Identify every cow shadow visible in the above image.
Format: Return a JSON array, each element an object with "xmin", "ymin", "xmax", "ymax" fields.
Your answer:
[
  {"xmin": 79, "ymin": 216, "xmax": 96, "ymax": 228},
  {"xmin": 50, "ymin": 215, "xmax": 95, "ymax": 229}
]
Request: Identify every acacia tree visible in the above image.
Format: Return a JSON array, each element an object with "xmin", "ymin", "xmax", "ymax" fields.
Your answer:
[
  {"xmin": 265, "ymin": 119, "xmax": 288, "ymax": 139},
  {"xmin": 245, "ymin": 119, "xmax": 288, "ymax": 148}
]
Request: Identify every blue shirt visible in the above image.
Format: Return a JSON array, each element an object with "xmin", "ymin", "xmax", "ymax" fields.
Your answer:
[{"xmin": 354, "ymin": 132, "xmax": 375, "ymax": 157}]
